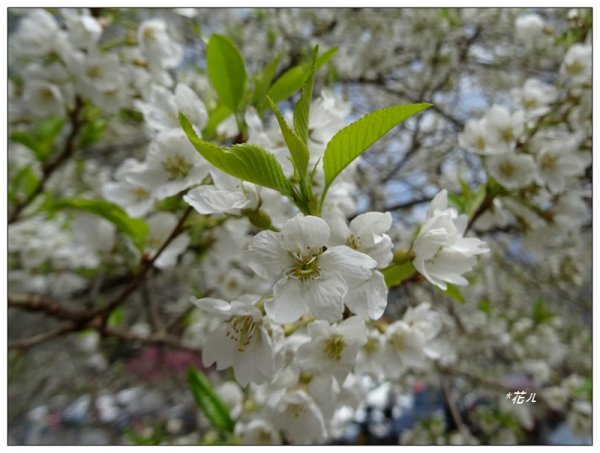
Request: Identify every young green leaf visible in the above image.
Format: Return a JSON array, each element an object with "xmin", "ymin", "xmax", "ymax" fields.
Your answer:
[
  {"xmin": 187, "ymin": 368, "xmax": 235, "ymax": 433},
  {"xmin": 293, "ymin": 46, "xmax": 319, "ymax": 144},
  {"xmin": 382, "ymin": 262, "xmax": 416, "ymax": 288},
  {"xmin": 267, "ymin": 47, "xmax": 337, "ymax": 104},
  {"xmin": 438, "ymin": 283, "xmax": 465, "ymax": 303},
  {"xmin": 79, "ymin": 118, "xmax": 107, "ymax": 147},
  {"xmin": 9, "ymin": 165, "xmax": 40, "ymax": 204},
  {"xmin": 10, "ymin": 116, "xmax": 65, "ymax": 162},
  {"xmin": 202, "ymin": 103, "xmax": 232, "ymax": 140},
  {"xmin": 253, "ymin": 52, "xmax": 283, "ymax": 109},
  {"xmin": 47, "ymin": 198, "xmax": 148, "ymax": 250},
  {"xmin": 180, "ymin": 113, "xmax": 294, "ymax": 198},
  {"xmin": 206, "ymin": 34, "xmax": 247, "ymax": 113},
  {"xmin": 266, "ymin": 96, "xmax": 309, "ymax": 178},
  {"xmin": 322, "ymin": 104, "xmax": 431, "ymax": 194},
  {"xmin": 267, "ymin": 65, "xmax": 306, "ymax": 104}
]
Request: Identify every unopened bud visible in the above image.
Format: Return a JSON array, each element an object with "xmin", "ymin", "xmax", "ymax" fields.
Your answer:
[{"xmin": 245, "ymin": 209, "xmax": 273, "ymax": 230}]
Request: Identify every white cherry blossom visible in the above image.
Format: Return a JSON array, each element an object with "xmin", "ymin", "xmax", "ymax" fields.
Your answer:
[
  {"xmin": 413, "ymin": 190, "xmax": 488, "ymax": 290},
  {"xmin": 191, "ymin": 295, "xmax": 274, "ymax": 386},
  {"xmin": 247, "ymin": 214, "xmax": 377, "ymax": 323}
]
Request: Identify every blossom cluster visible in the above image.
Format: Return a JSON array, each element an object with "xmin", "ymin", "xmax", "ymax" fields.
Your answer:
[{"xmin": 7, "ymin": 8, "xmax": 591, "ymax": 446}]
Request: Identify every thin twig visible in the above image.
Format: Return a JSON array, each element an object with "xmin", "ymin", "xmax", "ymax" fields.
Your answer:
[{"xmin": 9, "ymin": 96, "xmax": 84, "ymax": 224}]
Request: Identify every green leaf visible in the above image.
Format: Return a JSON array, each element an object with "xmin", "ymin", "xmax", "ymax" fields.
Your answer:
[
  {"xmin": 202, "ymin": 103, "xmax": 232, "ymax": 140},
  {"xmin": 79, "ymin": 118, "xmax": 107, "ymax": 147},
  {"xmin": 382, "ymin": 262, "xmax": 415, "ymax": 288},
  {"xmin": 266, "ymin": 96, "xmax": 309, "ymax": 178},
  {"xmin": 478, "ymin": 299, "xmax": 492, "ymax": 316},
  {"xmin": 315, "ymin": 47, "xmax": 338, "ymax": 69},
  {"xmin": 267, "ymin": 65, "xmax": 306, "ymax": 104},
  {"xmin": 9, "ymin": 165, "xmax": 40, "ymax": 203},
  {"xmin": 532, "ymin": 298, "xmax": 554, "ymax": 325},
  {"xmin": 187, "ymin": 368, "xmax": 235, "ymax": 433},
  {"xmin": 253, "ymin": 52, "xmax": 283, "ymax": 110},
  {"xmin": 322, "ymin": 104, "xmax": 431, "ymax": 195},
  {"xmin": 180, "ymin": 113, "xmax": 293, "ymax": 198},
  {"xmin": 438, "ymin": 283, "xmax": 465, "ymax": 303},
  {"xmin": 47, "ymin": 198, "xmax": 148, "ymax": 250},
  {"xmin": 293, "ymin": 47, "xmax": 318, "ymax": 144},
  {"xmin": 447, "ymin": 193, "xmax": 466, "ymax": 213},
  {"xmin": 10, "ymin": 116, "xmax": 65, "ymax": 162},
  {"xmin": 107, "ymin": 307, "xmax": 124, "ymax": 327},
  {"xmin": 206, "ymin": 34, "xmax": 247, "ymax": 113},
  {"xmin": 266, "ymin": 47, "xmax": 337, "ymax": 104}
]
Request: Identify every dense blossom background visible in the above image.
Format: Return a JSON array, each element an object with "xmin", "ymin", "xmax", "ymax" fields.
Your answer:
[{"xmin": 7, "ymin": 7, "xmax": 592, "ymax": 445}]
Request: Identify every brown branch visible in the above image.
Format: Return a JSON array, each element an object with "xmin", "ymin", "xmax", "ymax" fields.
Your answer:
[
  {"xmin": 440, "ymin": 376, "xmax": 471, "ymax": 440},
  {"xmin": 8, "ymin": 323, "xmax": 77, "ymax": 351},
  {"xmin": 9, "ymin": 96, "xmax": 84, "ymax": 224},
  {"xmin": 8, "ymin": 206, "xmax": 195, "ymax": 350},
  {"xmin": 8, "ymin": 294, "xmax": 83, "ymax": 321}
]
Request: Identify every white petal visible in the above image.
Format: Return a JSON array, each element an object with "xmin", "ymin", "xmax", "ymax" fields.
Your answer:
[
  {"xmin": 267, "ymin": 277, "xmax": 307, "ymax": 323},
  {"xmin": 307, "ymin": 272, "xmax": 347, "ymax": 322},
  {"xmin": 350, "ymin": 211, "xmax": 392, "ymax": 246},
  {"xmin": 281, "ymin": 215, "xmax": 330, "ymax": 256},
  {"xmin": 184, "ymin": 186, "xmax": 250, "ymax": 214},
  {"xmin": 203, "ymin": 324, "xmax": 233, "ymax": 368},
  {"xmin": 344, "ymin": 271, "xmax": 388, "ymax": 320},
  {"xmin": 427, "ymin": 190, "xmax": 448, "ymax": 217},
  {"xmin": 319, "ymin": 246, "xmax": 376, "ymax": 288},
  {"xmin": 247, "ymin": 231, "xmax": 294, "ymax": 280}
]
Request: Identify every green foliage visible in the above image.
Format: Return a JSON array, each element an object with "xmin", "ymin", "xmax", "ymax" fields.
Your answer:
[
  {"xmin": 180, "ymin": 113, "xmax": 294, "ymax": 198},
  {"xmin": 438, "ymin": 283, "xmax": 465, "ymax": 303},
  {"xmin": 202, "ymin": 103, "xmax": 232, "ymax": 140},
  {"xmin": 531, "ymin": 298, "xmax": 555, "ymax": 325},
  {"xmin": 293, "ymin": 47, "xmax": 319, "ymax": 145},
  {"xmin": 187, "ymin": 368, "xmax": 235, "ymax": 434},
  {"xmin": 79, "ymin": 118, "xmax": 107, "ymax": 147},
  {"xmin": 206, "ymin": 34, "xmax": 247, "ymax": 113},
  {"xmin": 9, "ymin": 165, "xmax": 40, "ymax": 204},
  {"xmin": 382, "ymin": 262, "xmax": 416, "ymax": 288},
  {"xmin": 478, "ymin": 299, "xmax": 492, "ymax": 316},
  {"xmin": 45, "ymin": 198, "xmax": 148, "ymax": 251},
  {"xmin": 10, "ymin": 116, "xmax": 65, "ymax": 162},
  {"xmin": 107, "ymin": 306, "xmax": 124, "ymax": 327},
  {"xmin": 266, "ymin": 96, "xmax": 309, "ymax": 178},
  {"xmin": 267, "ymin": 48, "xmax": 337, "ymax": 103},
  {"xmin": 252, "ymin": 52, "xmax": 283, "ymax": 111},
  {"xmin": 457, "ymin": 178, "xmax": 487, "ymax": 217},
  {"xmin": 321, "ymin": 103, "xmax": 431, "ymax": 201},
  {"xmin": 267, "ymin": 66, "xmax": 305, "ymax": 104}
]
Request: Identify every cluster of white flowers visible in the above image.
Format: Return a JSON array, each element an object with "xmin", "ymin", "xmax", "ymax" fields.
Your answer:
[{"xmin": 7, "ymin": 8, "xmax": 591, "ymax": 446}]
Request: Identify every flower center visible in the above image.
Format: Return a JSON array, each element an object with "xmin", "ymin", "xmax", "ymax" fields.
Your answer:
[
  {"xmin": 322, "ymin": 334, "xmax": 345, "ymax": 362},
  {"xmin": 501, "ymin": 128, "xmax": 514, "ymax": 142},
  {"xmin": 163, "ymin": 154, "xmax": 193, "ymax": 180},
  {"xmin": 474, "ymin": 135, "xmax": 486, "ymax": 151},
  {"xmin": 363, "ymin": 336, "xmax": 379, "ymax": 355},
  {"xmin": 39, "ymin": 87, "xmax": 55, "ymax": 103},
  {"xmin": 131, "ymin": 186, "xmax": 149, "ymax": 201},
  {"xmin": 143, "ymin": 26, "xmax": 157, "ymax": 43},
  {"xmin": 498, "ymin": 161, "xmax": 515, "ymax": 179},
  {"xmin": 86, "ymin": 65, "xmax": 102, "ymax": 79},
  {"xmin": 540, "ymin": 152, "xmax": 558, "ymax": 171},
  {"xmin": 346, "ymin": 233, "xmax": 361, "ymax": 250},
  {"xmin": 291, "ymin": 254, "xmax": 321, "ymax": 282},
  {"xmin": 523, "ymin": 97, "xmax": 538, "ymax": 110},
  {"xmin": 286, "ymin": 402, "xmax": 306, "ymax": 418},
  {"xmin": 388, "ymin": 331, "xmax": 405, "ymax": 351},
  {"xmin": 566, "ymin": 61, "xmax": 583, "ymax": 75},
  {"xmin": 226, "ymin": 315, "xmax": 258, "ymax": 352}
]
